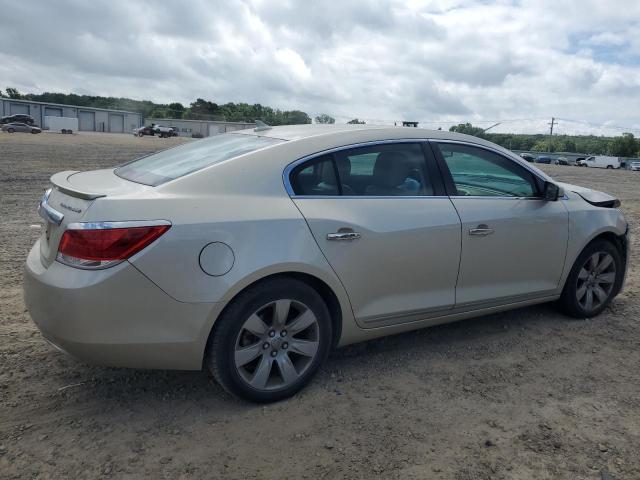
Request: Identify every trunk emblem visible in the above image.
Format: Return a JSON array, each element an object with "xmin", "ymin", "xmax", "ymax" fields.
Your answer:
[{"xmin": 59, "ymin": 203, "xmax": 82, "ymax": 214}]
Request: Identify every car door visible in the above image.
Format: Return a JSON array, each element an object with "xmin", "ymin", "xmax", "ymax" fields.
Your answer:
[
  {"xmin": 431, "ymin": 141, "xmax": 568, "ymax": 308},
  {"xmin": 287, "ymin": 141, "xmax": 462, "ymax": 327}
]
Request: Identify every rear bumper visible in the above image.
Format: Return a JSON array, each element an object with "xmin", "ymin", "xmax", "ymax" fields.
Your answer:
[{"xmin": 23, "ymin": 240, "xmax": 222, "ymax": 370}]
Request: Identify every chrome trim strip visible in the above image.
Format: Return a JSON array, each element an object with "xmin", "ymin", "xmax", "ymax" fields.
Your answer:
[
  {"xmin": 37, "ymin": 189, "xmax": 64, "ymax": 225},
  {"xmin": 292, "ymin": 195, "xmax": 445, "ymax": 200},
  {"xmin": 282, "ymin": 137, "xmax": 552, "ymax": 199},
  {"xmin": 65, "ymin": 220, "xmax": 172, "ymax": 230},
  {"xmin": 360, "ymin": 291, "xmax": 558, "ymax": 327}
]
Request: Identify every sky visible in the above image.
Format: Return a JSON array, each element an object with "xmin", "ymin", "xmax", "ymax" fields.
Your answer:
[{"xmin": 1, "ymin": 0, "xmax": 639, "ymax": 135}]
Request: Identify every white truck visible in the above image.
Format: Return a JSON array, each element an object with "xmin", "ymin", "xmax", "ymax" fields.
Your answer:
[
  {"xmin": 578, "ymin": 156, "xmax": 622, "ymax": 169},
  {"xmin": 44, "ymin": 116, "xmax": 79, "ymax": 134}
]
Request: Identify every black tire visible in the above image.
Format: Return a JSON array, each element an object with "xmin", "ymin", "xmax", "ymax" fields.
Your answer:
[
  {"xmin": 206, "ymin": 278, "xmax": 332, "ymax": 403},
  {"xmin": 7, "ymin": 128, "xmax": 14, "ymax": 133},
  {"xmin": 559, "ymin": 240, "xmax": 623, "ymax": 318},
  {"xmin": 31, "ymin": 129, "xmax": 39, "ymax": 134}
]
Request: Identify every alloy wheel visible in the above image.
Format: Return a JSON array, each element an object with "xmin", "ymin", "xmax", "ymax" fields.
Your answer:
[
  {"xmin": 234, "ymin": 299, "xmax": 320, "ymax": 391},
  {"xmin": 576, "ymin": 252, "xmax": 616, "ymax": 312}
]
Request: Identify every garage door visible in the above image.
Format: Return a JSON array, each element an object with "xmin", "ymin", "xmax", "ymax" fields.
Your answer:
[
  {"xmin": 109, "ymin": 114, "xmax": 124, "ymax": 133},
  {"xmin": 44, "ymin": 107, "xmax": 62, "ymax": 117},
  {"xmin": 208, "ymin": 124, "xmax": 223, "ymax": 136},
  {"xmin": 10, "ymin": 103, "xmax": 29, "ymax": 115},
  {"xmin": 78, "ymin": 111, "xmax": 95, "ymax": 131}
]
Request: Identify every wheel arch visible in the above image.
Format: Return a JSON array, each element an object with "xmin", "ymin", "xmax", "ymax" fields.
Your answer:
[
  {"xmin": 202, "ymin": 270, "xmax": 347, "ymax": 368},
  {"xmin": 560, "ymin": 227, "xmax": 628, "ymax": 293}
]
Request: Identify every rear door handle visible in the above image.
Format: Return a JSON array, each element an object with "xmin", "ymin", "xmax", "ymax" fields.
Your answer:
[
  {"xmin": 469, "ymin": 224, "xmax": 494, "ymax": 236},
  {"xmin": 327, "ymin": 232, "xmax": 361, "ymax": 241}
]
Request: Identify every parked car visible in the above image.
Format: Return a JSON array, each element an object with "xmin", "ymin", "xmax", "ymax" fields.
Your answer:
[
  {"xmin": 133, "ymin": 125, "xmax": 156, "ymax": 137},
  {"xmin": 581, "ymin": 156, "xmax": 622, "ymax": 169},
  {"xmin": 1, "ymin": 114, "xmax": 35, "ymax": 125},
  {"xmin": 536, "ymin": 155, "xmax": 552, "ymax": 164},
  {"xmin": 519, "ymin": 152, "xmax": 535, "ymax": 162},
  {"xmin": 630, "ymin": 161, "xmax": 640, "ymax": 171},
  {"xmin": 153, "ymin": 125, "xmax": 175, "ymax": 138},
  {"xmin": 24, "ymin": 125, "xmax": 629, "ymax": 402},
  {"xmin": 554, "ymin": 157, "xmax": 570, "ymax": 166},
  {"xmin": 1, "ymin": 122, "xmax": 41, "ymax": 134},
  {"xmin": 170, "ymin": 127, "xmax": 179, "ymax": 137}
]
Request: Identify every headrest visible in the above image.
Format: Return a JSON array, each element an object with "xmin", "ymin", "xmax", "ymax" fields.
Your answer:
[{"xmin": 371, "ymin": 151, "xmax": 410, "ymax": 187}]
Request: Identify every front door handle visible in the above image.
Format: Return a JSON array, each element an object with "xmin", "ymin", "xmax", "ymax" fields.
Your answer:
[
  {"xmin": 469, "ymin": 224, "xmax": 494, "ymax": 236},
  {"xmin": 327, "ymin": 232, "xmax": 361, "ymax": 241}
]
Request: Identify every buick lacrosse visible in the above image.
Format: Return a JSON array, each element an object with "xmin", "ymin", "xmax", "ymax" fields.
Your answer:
[{"xmin": 24, "ymin": 124, "xmax": 629, "ymax": 402}]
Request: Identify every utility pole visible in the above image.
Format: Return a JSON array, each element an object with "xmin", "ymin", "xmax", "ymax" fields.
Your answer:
[{"xmin": 548, "ymin": 117, "xmax": 557, "ymax": 152}]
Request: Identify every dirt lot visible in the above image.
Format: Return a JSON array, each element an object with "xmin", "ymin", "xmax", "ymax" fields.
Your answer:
[{"xmin": 1, "ymin": 132, "xmax": 639, "ymax": 480}]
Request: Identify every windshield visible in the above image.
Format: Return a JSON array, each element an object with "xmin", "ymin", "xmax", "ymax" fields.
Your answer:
[{"xmin": 115, "ymin": 133, "xmax": 283, "ymax": 186}]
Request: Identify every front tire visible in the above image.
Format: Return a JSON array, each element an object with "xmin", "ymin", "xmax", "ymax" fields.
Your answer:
[
  {"xmin": 559, "ymin": 240, "xmax": 623, "ymax": 318},
  {"xmin": 206, "ymin": 278, "xmax": 332, "ymax": 403}
]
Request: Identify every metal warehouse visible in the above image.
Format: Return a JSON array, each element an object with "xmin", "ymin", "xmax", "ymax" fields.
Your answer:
[
  {"xmin": 146, "ymin": 118, "xmax": 255, "ymax": 137},
  {"xmin": 0, "ymin": 98, "xmax": 142, "ymax": 133}
]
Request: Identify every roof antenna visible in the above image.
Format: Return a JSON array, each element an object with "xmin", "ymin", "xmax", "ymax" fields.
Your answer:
[{"xmin": 254, "ymin": 120, "xmax": 272, "ymax": 132}]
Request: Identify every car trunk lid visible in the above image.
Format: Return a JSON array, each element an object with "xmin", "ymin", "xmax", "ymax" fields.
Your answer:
[{"xmin": 38, "ymin": 169, "xmax": 151, "ymax": 267}]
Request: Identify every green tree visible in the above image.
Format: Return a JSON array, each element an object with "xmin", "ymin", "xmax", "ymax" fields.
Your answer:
[
  {"xmin": 347, "ymin": 118, "xmax": 366, "ymax": 124},
  {"xmin": 167, "ymin": 102, "xmax": 185, "ymax": 119},
  {"xmin": 5, "ymin": 87, "xmax": 21, "ymax": 99},
  {"xmin": 315, "ymin": 113, "xmax": 335, "ymax": 124},
  {"xmin": 609, "ymin": 133, "xmax": 638, "ymax": 157},
  {"xmin": 448, "ymin": 123, "xmax": 485, "ymax": 138}
]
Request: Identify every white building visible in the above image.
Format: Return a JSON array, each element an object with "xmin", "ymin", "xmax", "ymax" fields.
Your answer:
[
  {"xmin": 146, "ymin": 118, "xmax": 255, "ymax": 137},
  {"xmin": 0, "ymin": 98, "xmax": 142, "ymax": 133}
]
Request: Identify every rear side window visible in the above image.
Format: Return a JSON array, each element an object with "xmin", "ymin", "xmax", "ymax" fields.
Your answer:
[
  {"xmin": 289, "ymin": 143, "xmax": 433, "ymax": 196},
  {"xmin": 116, "ymin": 133, "xmax": 283, "ymax": 186},
  {"xmin": 290, "ymin": 155, "xmax": 339, "ymax": 196}
]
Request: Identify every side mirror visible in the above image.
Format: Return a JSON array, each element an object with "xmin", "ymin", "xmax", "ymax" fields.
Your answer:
[{"xmin": 543, "ymin": 181, "xmax": 563, "ymax": 201}]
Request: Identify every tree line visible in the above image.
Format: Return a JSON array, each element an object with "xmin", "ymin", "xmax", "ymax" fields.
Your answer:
[
  {"xmin": 1, "ymin": 88, "xmax": 312, "ymax": 126},
  {"xmin": 2, "ymin": 88, "xmax": 637, "ymax": 156},
  {"xmin": 449, "ymin": 123, "xmax": 640, "ymax": 157}
]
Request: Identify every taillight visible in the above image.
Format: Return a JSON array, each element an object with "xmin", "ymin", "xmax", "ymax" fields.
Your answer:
[{"xmin": 57, "ymin": 222, "xmax": 170, "ymax": 269}]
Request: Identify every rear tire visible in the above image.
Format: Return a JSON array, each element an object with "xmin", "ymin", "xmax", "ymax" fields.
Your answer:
[
  {"xmin": 7, "ymin": 128, "xmax": 14, "ymax": 133},
  {"xmin": 559, "ymin": 240, "xmax": 623, "ymax": 318},
  {"xmin": 206, "ymin": 278, "xmax": 332, "ymax": 403}
]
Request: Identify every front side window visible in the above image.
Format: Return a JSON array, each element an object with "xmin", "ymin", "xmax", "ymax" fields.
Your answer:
[
  {"xmin": 435, "ymin": 143, "xmax": 539, "ymax": 198},
  {"xmin": 116, "ymin": 133, "xmax": 283, "ymax": 186},
  {"xmin": 290, "ymin": 143, "xmax": 433, "ymax": 196}
]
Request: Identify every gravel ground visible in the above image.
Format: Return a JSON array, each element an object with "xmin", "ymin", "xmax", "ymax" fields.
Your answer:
[{"xmin": 0, "ymin": 132, "xmax": 639, "ymax": 480}]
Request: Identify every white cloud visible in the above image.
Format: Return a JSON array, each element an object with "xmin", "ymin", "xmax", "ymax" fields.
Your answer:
[{"xmin": 0, "ymin": 0, "xmax": 639, "ymax": 135}]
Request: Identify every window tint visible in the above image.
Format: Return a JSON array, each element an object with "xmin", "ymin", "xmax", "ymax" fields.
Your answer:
[
  {"xmin": 115, "ymin": 133, "xmax": 283, "ymax": 186},
  {"xmin": 290, "ymin": 143, "xmax": 432, "ymax": 197},
  {"xmin": 290, "ymin": 155, "xmax": 339, "ymax": 196},
  {"xmin": 436, "ymin": 143, "xmax": 538, "ymax": 197},
  {"xmin": 339, "ymin": 143, "xmax": 432, "ymax": 196}
]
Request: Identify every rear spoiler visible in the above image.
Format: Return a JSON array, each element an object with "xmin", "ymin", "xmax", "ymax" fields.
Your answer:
[{"xmin": 50, "ymin": 171, "xmax": 106, "ymax": 200}]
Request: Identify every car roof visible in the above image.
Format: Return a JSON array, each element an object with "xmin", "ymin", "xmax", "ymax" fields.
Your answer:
[{"xmin": 233, "ymin": 123, "xmax": 492, "ymax": 144}]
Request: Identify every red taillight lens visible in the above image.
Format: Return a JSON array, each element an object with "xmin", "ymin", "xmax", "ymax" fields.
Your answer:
[{"xmin": 57, "ymin": 224, "xmax": 170, "ymax": 269}]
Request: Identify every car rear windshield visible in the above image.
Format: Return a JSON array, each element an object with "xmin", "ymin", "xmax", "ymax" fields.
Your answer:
[{"xmin": 115, "ymin": 133, "xmax": 283, "ymax": 186}]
